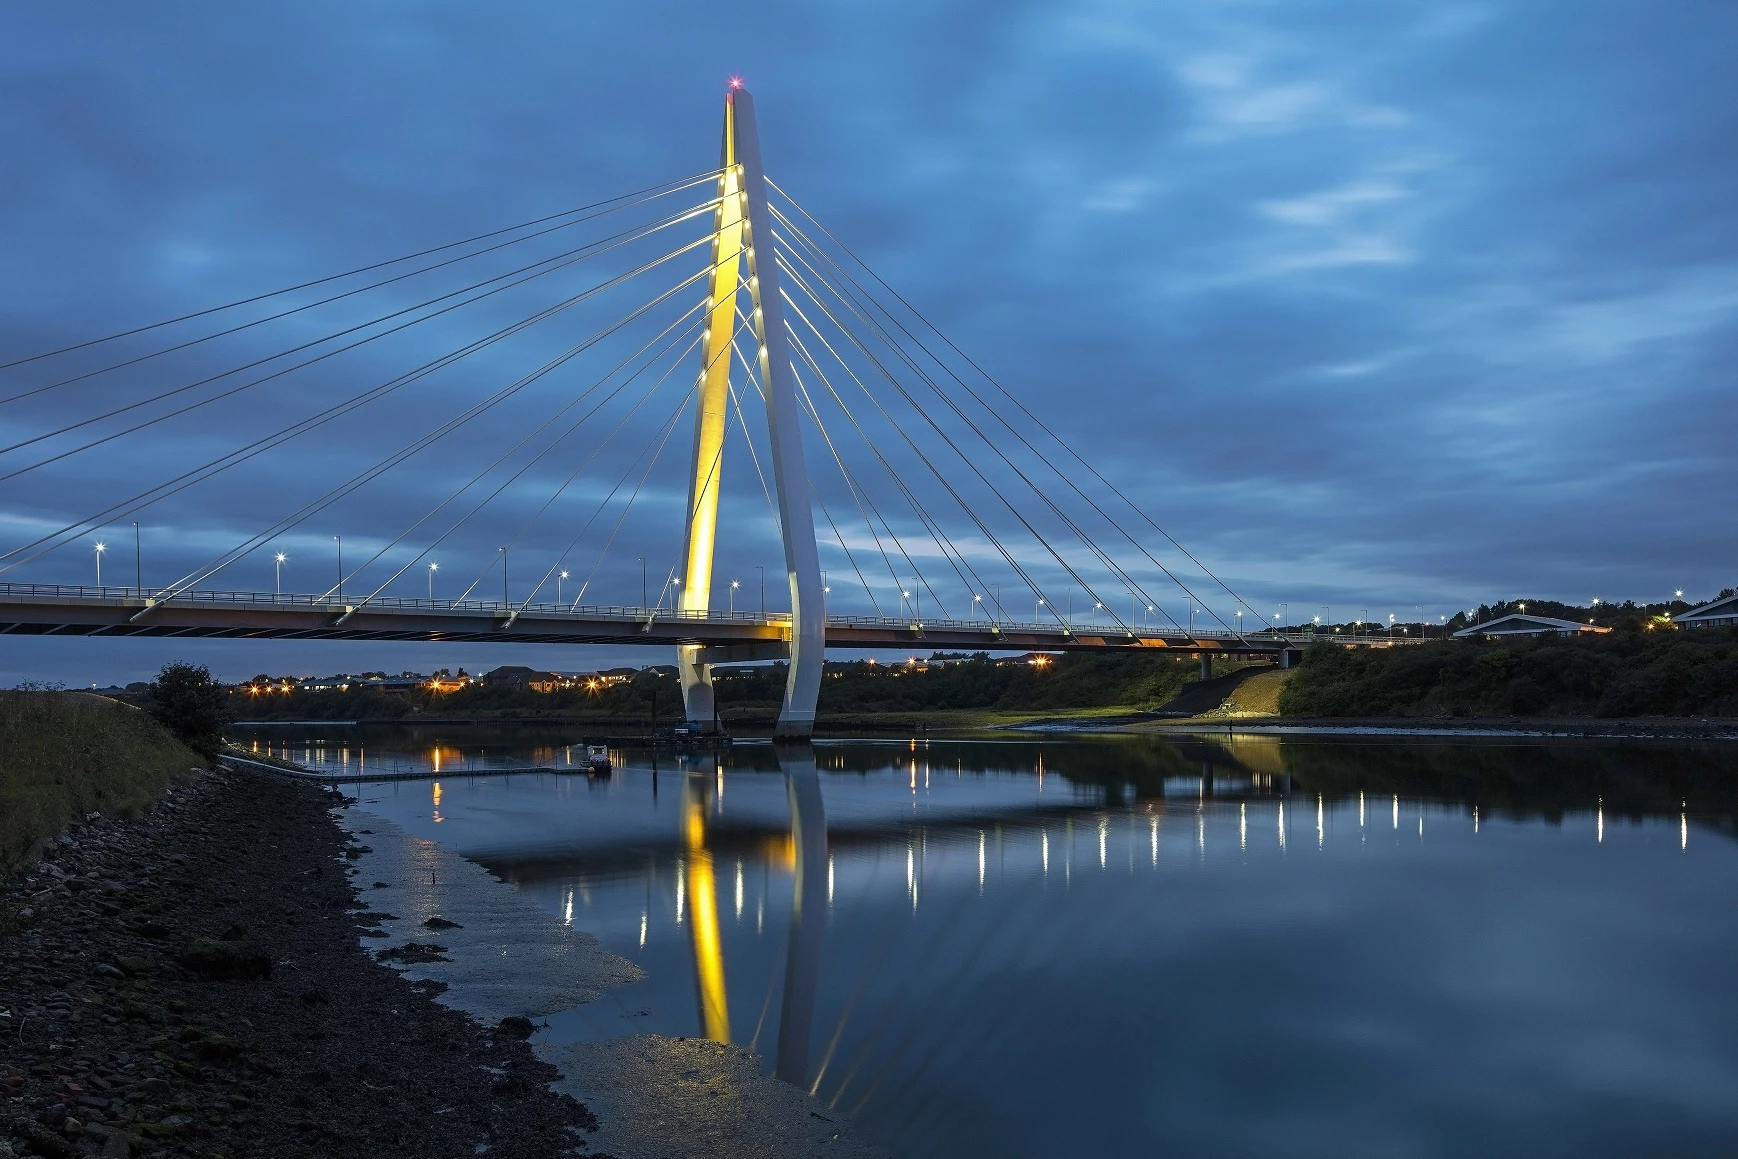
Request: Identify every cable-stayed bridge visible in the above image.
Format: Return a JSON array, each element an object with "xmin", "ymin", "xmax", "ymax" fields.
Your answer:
[{"xmin": 0, "ymin": 85, "xmax": 1319, "ymax": 737}]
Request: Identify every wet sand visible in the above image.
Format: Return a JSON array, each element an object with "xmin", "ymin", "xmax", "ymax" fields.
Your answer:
[{"xmin": 2, "ymin": 764, "xmax": 881, "ymax": 1159}]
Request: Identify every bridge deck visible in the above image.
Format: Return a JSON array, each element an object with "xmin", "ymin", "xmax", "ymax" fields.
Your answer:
[{"xmin": 0, "ymin": 582, "xmax": 1350, "ymax": 655}]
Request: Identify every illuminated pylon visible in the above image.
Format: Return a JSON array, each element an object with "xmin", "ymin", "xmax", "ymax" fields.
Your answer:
[{"xmin": 677, "ymin": 86, "xmax": 824, "ymax": 739}]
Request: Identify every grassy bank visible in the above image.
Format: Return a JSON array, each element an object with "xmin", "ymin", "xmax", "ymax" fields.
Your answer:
[
  {"xmin": 1278, "ymin": 631, "xmax": 1738, "ymax": 719},
  {"xmin": 0, "ymin": 691, "xmax": 202, "ymax": 874}
]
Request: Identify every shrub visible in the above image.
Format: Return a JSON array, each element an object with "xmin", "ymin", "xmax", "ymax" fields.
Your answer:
[{"xmin": 145, "ymin": 662, "xmax": 233, "ymax": 757}]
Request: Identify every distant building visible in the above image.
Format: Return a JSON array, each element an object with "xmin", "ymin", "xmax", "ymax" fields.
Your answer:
[
  {"xmin": 1452, "ymin": 614, "xmax": 1612, "ymax": 640},
  {"xmin": 1673, "ymin": 593, "xmax": 1738, "ymax": 630},
  {"xmin": 995, "ymin": 652, "xmax": 1061, "ymax": 668},
  {"xmin": 481, "ymin": 665, "xmax": 567, "ymax": 691}
]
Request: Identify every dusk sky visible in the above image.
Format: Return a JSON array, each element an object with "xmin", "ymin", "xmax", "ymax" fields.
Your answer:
[{"xmin": 1, "ymin": 1, "xmax": 1733, "ymax": 686}]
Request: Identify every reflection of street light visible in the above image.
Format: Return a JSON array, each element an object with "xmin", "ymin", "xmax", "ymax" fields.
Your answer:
[{"xmin": 94, "ymin": 541, "xmax": 105, "ymax": 586}]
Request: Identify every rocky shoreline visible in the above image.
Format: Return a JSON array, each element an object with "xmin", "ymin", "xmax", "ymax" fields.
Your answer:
[{"xmin": 1, "ymin": 766, "xmax": 613, "ymax": 1158}]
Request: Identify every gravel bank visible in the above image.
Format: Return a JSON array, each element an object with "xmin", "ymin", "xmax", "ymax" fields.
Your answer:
[{"xmin": 0, "ymin": 766, "xmax": 611, "ymax": 1158}]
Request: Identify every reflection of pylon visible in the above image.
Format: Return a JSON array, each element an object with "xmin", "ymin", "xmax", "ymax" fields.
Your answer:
[
  {"xmin": 683, "ymin": 771, "xmax": 731, "ymax": 1042},
  {"xmin": 676, "ymin": 86, "xmax": 824, "ymax": 739}
]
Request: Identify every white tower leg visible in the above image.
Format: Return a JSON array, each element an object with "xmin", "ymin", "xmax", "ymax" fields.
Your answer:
[{"xmin": 734, "ymin": 89, "xmax": 825, "ymax": 739}]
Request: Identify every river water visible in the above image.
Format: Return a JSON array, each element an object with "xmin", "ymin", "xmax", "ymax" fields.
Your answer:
[{"xmin": 234, "ymin": 724, "xmax": 1738, "ymax": 1157}]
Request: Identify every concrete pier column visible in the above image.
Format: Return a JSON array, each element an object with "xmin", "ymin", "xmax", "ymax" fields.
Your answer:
[{"xmin": 1199, "ymin": 655, "xmax": 1211, "ymax": 680}]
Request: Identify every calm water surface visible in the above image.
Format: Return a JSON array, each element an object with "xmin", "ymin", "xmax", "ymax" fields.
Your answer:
[{"xmin": 235, "ymin": 724, "xmax": 1738, "ymax": 1157}]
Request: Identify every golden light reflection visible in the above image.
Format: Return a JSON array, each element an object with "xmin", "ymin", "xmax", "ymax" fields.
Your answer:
[
  {"xmin": 431, "ymin": 781, "xmax": 443, "ymax": 824},
  {"xmin": 683, "ymin": 777, "xmax": 731, "ymax": 1043}
]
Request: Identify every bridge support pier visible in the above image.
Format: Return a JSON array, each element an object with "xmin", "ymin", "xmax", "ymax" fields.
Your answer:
[{"xmin": 1199, "ymin": 655, "xmax": 1211, "ymax": 681}]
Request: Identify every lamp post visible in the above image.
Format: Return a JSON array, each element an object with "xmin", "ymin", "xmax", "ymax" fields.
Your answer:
[
  {"xmin": 558, "ymin": 569, "xmax": 568, "ymax": 605},
  {"xmin": 276, "ymin": 552, "xmax": 288, "ymax": 597},
  {"xmin": 729, "ymin": 578, "xmax": 740, "ymax": 614},
  {"xmin": 637, "ymin": 557, "xmax": 647, "ymax": 609},
  {"xmin": 94, "ymin": 541, "xmax": 105, "ymax": 586},
  {"xmin": 427, "ymin": 561, "xmax": 438, "ymax": 601},
  {"xmin": 500, "ymin": 547, "xmax": 508, "ymax": 606},
  {"xmin": 334, "ymin": 536, "xmax": 342, "ymax": 603},
  {"xmin": 755, "ymin": 564, "xmax": 765, "ymax": 617},
  {"xmin": 974, "ymin": 592, "xmax": 983, "ymax": 620},
  {"xmin": 132, "ymin": 521, "xmax": 141, "ymax": 590},
  {"xmin": 1036, "ymin": 595, "xmax": 1045, "ymax": 623}
]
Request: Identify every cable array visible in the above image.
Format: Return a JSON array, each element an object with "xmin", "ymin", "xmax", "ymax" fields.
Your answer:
[{"xmin": 0, "ymin": 163, "xmax": 1268, "ymax": 641}]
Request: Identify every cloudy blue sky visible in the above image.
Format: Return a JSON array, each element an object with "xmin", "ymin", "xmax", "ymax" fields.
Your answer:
[{"xmin": 0, "ymin": 0, "xmax": 1733, "ymax": 685}]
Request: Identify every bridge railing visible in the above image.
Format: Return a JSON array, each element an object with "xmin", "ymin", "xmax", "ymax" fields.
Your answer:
[{"xmin": 1, "ymin": 581, "xmax": 1399, "ymax": 644}]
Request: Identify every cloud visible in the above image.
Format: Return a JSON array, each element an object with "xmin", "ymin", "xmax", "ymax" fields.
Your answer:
[{"xmin": 2, "ymin": 0, "xmax": 1738, "ymax": 686}]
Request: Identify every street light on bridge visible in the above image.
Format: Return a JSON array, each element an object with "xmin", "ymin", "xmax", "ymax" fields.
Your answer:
[
  {"xmin": 94, "ymin": 541, "xmax": 105, "ymax": 586},
  {"xmin": 276, "ymin": 552, "xmax": 288, "ymax": 597},
  {"xmin": 427, "ymin": 561, "xmax": 438, "ymax": 601},
  {"xmin": 729, "ymin": 578, "xmax": 740, "ymax": 614},
  {"xmin": 558, "ymin": 569, "xmax": 568, "ymax": 605}
]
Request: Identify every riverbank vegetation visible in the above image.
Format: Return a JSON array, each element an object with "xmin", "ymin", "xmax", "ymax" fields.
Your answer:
[
  {"xmin": 230, "ymin": 651, "xmax": 1224, "ymax": 725},
  {"xmin": 0, "ymin": 690, "xmax": 201, "ymax": 875},
  {"xmin": 1277, "ymin": 630, "xmax": 1738, "ymax": 719}
]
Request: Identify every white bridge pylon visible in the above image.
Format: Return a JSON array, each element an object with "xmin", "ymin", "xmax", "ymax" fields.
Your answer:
[{"xmin": 676, "ymin": 87, "xmax": 824, "ymax": 738}]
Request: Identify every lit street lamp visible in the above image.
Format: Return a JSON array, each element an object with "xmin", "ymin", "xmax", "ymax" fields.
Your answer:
[
  {"xmin": 94, "ymin": 541, "xmax": 105, "ymax": 586},
  {"xmin": 558, "ymin": 569, "xmax": 569, "ymax": 604},
  {"xmin": 729, "ymin": 578, "xmax": 740, "ymax": 614},
  {"xmin": 276, "ymin": 552, "xmax": 288, "ymax": 596},
  {"xmin": 427, "ymin": 561, "xmax": 438, "ymax": 600}
]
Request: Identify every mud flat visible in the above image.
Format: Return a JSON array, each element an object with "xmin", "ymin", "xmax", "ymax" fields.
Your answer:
[{"xmin": 3, "ymin": 763, "xmax": 880, "ymax": 1159}]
